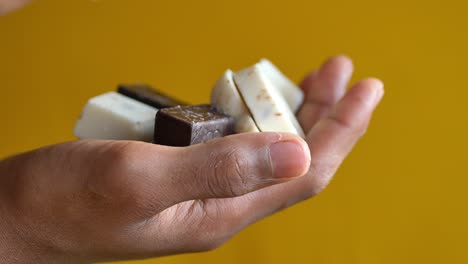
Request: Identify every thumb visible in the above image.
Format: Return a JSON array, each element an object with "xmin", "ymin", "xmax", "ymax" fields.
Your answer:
[{"xmin": 162, "ymin": 132, "xmax": 311, "ymax": 203}]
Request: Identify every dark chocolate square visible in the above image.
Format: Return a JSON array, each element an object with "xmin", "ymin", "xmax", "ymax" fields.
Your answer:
[
  {"xmin": 153, "ymin": 105, "xmax": 235, "ymax": 147},
  {"xmin": 117, "ymin": 83, "xmax": 186, "ymax": 109}
]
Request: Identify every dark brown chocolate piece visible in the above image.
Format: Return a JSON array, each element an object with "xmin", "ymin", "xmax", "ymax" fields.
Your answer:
[
  {"xmin": 153, "ymin": 104, "xmax": 234, "ymax": 146},
  {"xmin": 117, "ymin": 83, "xmax": 186, "ymax": 109}
]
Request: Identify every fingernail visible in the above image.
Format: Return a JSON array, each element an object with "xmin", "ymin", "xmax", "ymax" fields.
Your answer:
[{"xmin": 269, "ymin": 140, "xmax": 310, "ymax": 179}]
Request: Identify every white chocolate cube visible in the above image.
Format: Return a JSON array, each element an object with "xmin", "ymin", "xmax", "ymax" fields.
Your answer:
[
  {"xmin": 259, "ymin": 59, "xmax": 304, "ymax": 113},
  {"xmin": 210, "ymin": 70, "xmax": 260, "ymax": 133},
  {"xmin": 73, "ymin": 92, "xmax": 158, "ymax": 142}
]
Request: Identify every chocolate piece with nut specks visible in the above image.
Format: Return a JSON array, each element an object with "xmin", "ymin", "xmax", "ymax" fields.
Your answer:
[
  {"xmin": 154, "ymin": 104, "xmax": 234, "ymax": 147},
  {"xmin": 118, "ymin": 83, "xmax": 186, "ymax": 109}
]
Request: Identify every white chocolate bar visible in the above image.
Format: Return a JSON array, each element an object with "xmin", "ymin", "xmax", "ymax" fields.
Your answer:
[
  {"xmin": 258, "ymin": 59, "xmax": 304, "ymax": 113},
  {"xmin": 73, "ymin": 92, "xmax": 158, "ymax": 142},
  {"xmin": 210, "ymin": 70, "xmax": 260, "ymax": 133},
  {"xmin": 233, "ymin": 64, "xmax": 305, "ymax": 137}
]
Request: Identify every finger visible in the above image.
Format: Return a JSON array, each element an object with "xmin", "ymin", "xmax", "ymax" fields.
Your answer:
[
  {"xmin": 302, "ymin": 77, "xmax": 384, "ymax": 194},
  {"xmin": 165, "ymin": 132, "xmax": 311, "ymax": 202},
  {"xmin": 297, "ymin": 55, "xmax": 354, "ymax": 131},
  {"xmin": 105, "ymin": 133, "xmax": 311, "ymax": 217},
  {"xmin": 165, "ymin": 78, "xmax": 385, "ymax": 248},
  {"xmin": 237, "ymin": 78, "xmax": 384, "ymax": 232}
]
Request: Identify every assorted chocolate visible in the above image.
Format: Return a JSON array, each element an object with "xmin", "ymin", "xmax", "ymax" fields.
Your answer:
[
  {"xmin": 74, "ymin": 59, "xmax": 305, "ymax": 147},
  {"xmin": 74, "ymin": 84, "xmax": 235, "ymax": 146}
]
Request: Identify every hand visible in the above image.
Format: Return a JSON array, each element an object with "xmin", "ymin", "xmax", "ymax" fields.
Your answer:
[
  {"xmin": 0, "ymin": 0, "xmax": 30, "ymax": 15},
  {"xmin": 0, "ymin": 55, "xmax": 383, "ymax": 263}
]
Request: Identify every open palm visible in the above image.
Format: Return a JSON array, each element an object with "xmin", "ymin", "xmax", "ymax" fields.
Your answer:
[{"xmin": 139, "ymin": 56, "xmax": 384, "ymax": 257}]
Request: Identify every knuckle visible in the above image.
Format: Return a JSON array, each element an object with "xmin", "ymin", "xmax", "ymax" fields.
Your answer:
[
  {"xmin": 301, "ymin": 161, "xmax": 338, "ymax": 199},
  {"xmin": 98, "ymin": 141, "xmax": 140, "ymax": 177},
  {"xmin": 349, "ymin": 89, "xmax": 370, "ymax": 106},
  {"xmin": 356, "ymin": 122, "xmax": 369, "ymax": 138},
  {"xmin": 329, "ymin": 115, "xmax": 353, "ymax": 132},
  {"xmin": 330, "ymin": 115, "xmax": 368, "ymax": 139},
  {"xmin": 310, "ymin": 178, "xmax": 329, "ymax": 195},
  {"xmin": 87, "ymin": 141, "xmax": 152, "ymax": 209},
  {"xmin": 206, "ymin": 148, "xmax": 252, "ymax": 197}
]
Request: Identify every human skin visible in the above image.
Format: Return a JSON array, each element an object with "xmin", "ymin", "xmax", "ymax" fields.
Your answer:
[
  {"xmin": 0, "ymin": 54, "xmax": 384, "ymax": 263},
  {"xmin": 0, "ymin": 0, "xmax": 30, "ymax": 15}
]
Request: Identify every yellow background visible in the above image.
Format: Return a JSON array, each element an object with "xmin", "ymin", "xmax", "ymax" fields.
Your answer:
[{"xmin": 1, "ymin": 0, "xmax": 467, "ymax": 263}]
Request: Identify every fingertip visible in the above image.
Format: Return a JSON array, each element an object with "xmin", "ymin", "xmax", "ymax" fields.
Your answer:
[
  {"xmin": 369, "ymin": 78, "xmax": 384, "ymax": 105},
  {"xmin": 300, "ymin": 55, "xmax": 354, "ymax": 92},
  {"xmin": 269, "ymin": 141, "xmax": 310, "ymax": 179},
  {"xmin": 295, "ymin": 136, "xmax": 312, "ymax": 176},
  {"xmin": 353, "ymin": 77, "xmax": 384, "ymax": 106},
  {"xmin": 268, "ymin": 133, "xmax": 311, "ymax": 179},
  {"xmin": 214, "ymin": 132, "xmax": 311, "ymax": 179},
  {"xmin": 361, "ymin": 77, "xmax": 384, "ymax": 89},
  {"xmin": 322, "ymin": 55, "xmax": 354, "ymax": 75},
  {"xmin": 294, "ymin": 135, "xmax": 312, "ymax": 168},
  {"xmin": 329, "ymin": 54, "xmax": 354, "ymax": 67}
]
